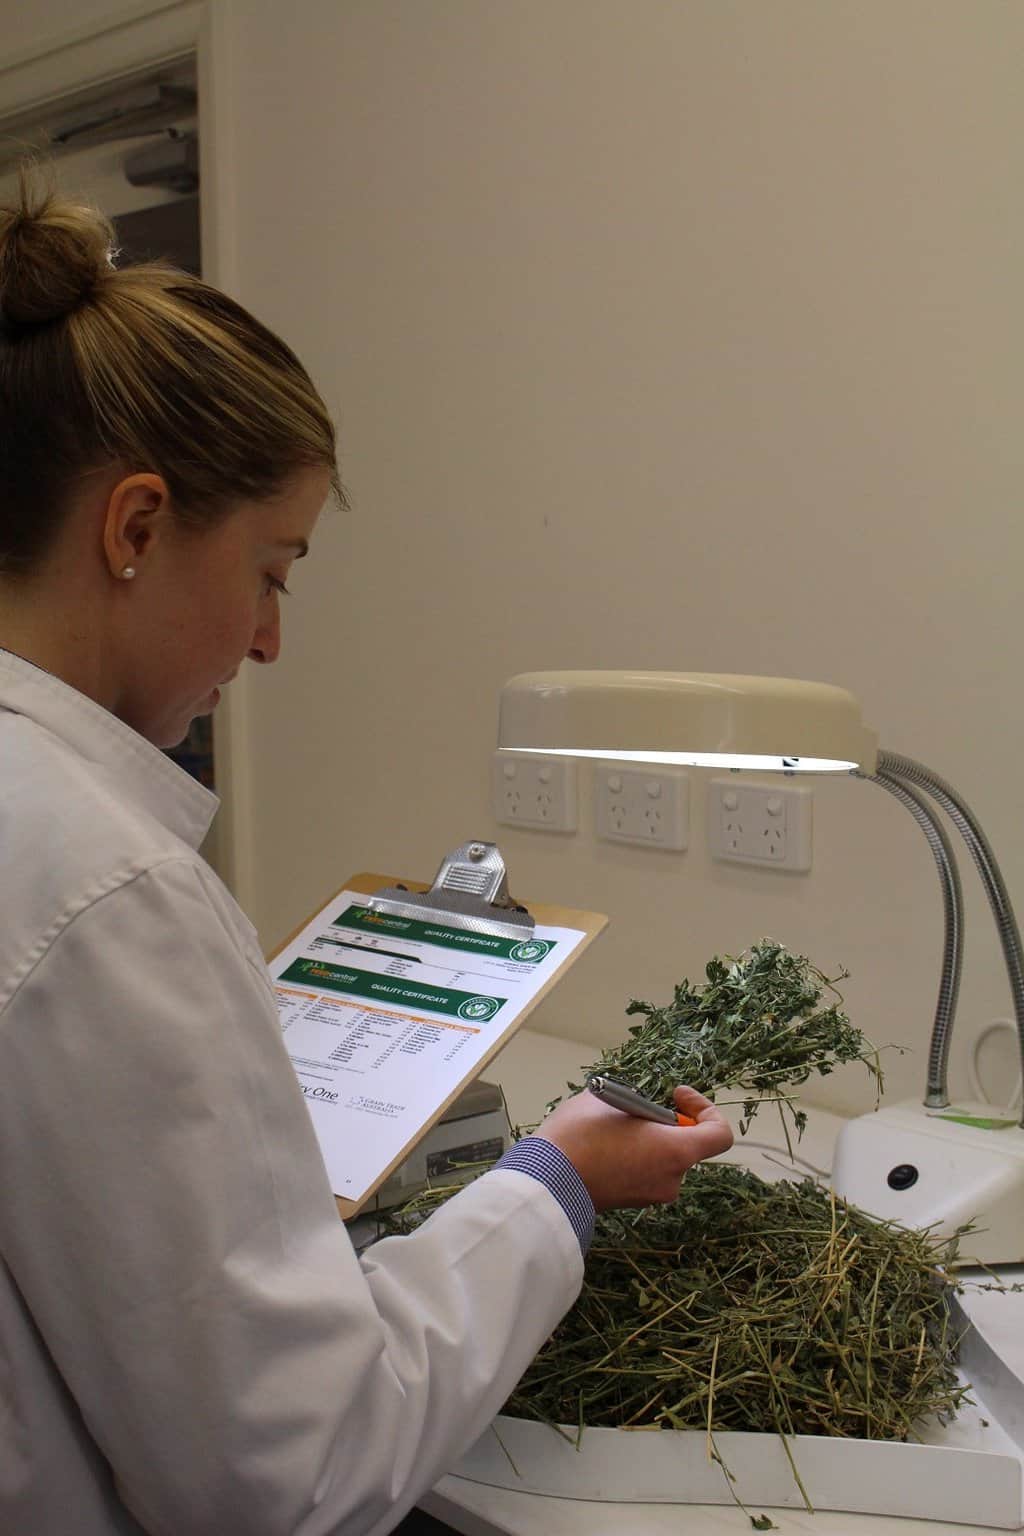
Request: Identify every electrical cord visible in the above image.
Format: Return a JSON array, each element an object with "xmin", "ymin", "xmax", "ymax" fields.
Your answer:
[
  {"xmin": 967, "ymin": 1018, "xmax": 1023, "ymax": 1114},
  {"xmin": 727, "ymin": 1142, "xmax": 831, "ymax": 1181}
]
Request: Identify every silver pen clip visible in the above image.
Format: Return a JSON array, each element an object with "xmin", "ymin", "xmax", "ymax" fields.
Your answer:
[{"xmin": 587, "ymin": 1074, "xmax": 688, "ymax": 1126}]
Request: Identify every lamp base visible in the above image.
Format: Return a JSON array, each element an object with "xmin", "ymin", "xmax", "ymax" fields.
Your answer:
[{"xmin": 831, "ymin": 1099, "xmax": 1024, "ymax": 1265}]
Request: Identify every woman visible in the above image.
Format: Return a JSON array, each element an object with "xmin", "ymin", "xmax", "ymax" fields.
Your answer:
[{"xmin": 0, "ymin": 171, "xmax": 732, "ymax": 1536}]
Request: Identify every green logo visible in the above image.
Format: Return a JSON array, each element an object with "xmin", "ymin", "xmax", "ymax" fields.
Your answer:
[
  {"xmin": 457, "ymin": 995, "xmax": 500, "ymax": 1021},
  {"xmin": 510, "ymin": 940, "xmax": 552, "ymax": 963}
]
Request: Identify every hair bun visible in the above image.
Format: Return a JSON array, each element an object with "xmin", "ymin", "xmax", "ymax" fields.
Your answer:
[{"xmin": 0, "ymin": 169, "xmax": 115, "ymax": 330}]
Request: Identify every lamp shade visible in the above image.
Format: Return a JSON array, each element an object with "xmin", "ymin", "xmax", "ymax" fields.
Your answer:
[{"xmin": 498, "ymin": 671, "xmax": 878, "ymax": 773}]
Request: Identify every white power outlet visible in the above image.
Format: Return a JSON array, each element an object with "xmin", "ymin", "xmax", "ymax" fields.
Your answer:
[
  {"xmin": 708, "ymin": 778, "xmax": 812, "ymax": 871},
  {"xmin": 492, "ymin": 752, "xmax": 577, "ymax": 832},
  {"xmin": 594, "ymin": 763, "xmax": 688, "ymax": 850}
]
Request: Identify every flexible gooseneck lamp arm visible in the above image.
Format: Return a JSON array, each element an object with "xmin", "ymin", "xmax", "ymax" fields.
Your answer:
[
  {"xmin": 857, "ymin": 766, "xmax": 963, "ymax": 1109},
  {"xmin": 875, "ymin": 750, "xmax": 1024, "ymax": 1128}
]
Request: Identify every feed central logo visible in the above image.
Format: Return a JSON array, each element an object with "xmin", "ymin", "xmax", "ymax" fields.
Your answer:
[
  {"xmin": 509, "ymin": 939, "xmax": 552, "ymax": 963},
  {"xmin": 456, "ymin": 995, "xmax": 501, "ymax": 1022}
]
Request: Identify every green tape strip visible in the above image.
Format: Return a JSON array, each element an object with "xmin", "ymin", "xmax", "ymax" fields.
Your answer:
[{"xmin": 934, "ymin": 1112, "xmax": 1017, "ymax": 1131}]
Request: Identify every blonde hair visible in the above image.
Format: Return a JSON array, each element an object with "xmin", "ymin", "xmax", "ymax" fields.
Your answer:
[{"xmin": 0, "ymin": 165, "xmax": 342, "ymax": 576}]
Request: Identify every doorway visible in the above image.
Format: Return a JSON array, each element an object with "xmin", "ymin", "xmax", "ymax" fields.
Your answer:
[{"xmin": 0, "ymin": 56, "xmax": 229, "ymax": 860}]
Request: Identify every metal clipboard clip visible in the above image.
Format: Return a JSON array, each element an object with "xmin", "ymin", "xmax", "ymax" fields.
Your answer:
[{"xmin": 368, "ymin": 840, "xmax": 536, "ymax": 941}]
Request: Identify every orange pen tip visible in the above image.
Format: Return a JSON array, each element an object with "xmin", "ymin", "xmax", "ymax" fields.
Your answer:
[{"xmin": 676, "ymin": 1113, "xmax": 698, "ymax": 1127}]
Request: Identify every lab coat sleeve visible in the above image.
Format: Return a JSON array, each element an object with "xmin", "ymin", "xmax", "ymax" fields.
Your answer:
[{"xmin": 0, "ymin": 858, "xmax": 584, "ymax": 1536}]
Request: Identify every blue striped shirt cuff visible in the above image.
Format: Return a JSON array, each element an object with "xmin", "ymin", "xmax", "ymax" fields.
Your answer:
[{"xmin": 495, "ymin": 1135, "xmax": 596, "ymax": 1254}]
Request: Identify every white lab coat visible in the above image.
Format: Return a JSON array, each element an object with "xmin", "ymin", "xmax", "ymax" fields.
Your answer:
[{"xmin": 0, "ymin": 651, "xmax": 583, "ymax": 1536}]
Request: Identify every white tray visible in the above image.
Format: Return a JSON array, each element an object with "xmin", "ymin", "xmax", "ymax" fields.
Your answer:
[{"xmin": 455, "ymin": 1386, "xmax": 1023, "ymax": 1529}]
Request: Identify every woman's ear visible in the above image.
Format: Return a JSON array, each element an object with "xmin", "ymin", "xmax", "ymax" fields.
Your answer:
[{"xmin": 102, "ymin": 473, "xmax": 173, "ymax": 582}]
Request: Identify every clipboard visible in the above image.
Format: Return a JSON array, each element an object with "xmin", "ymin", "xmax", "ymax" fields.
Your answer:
[{"xmin": 268, "ymin": 844, "xmax": 607, "ymax": 1218}]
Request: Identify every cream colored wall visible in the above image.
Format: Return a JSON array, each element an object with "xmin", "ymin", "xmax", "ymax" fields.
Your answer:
[
  {"xmin": 4, "ymin": 0, "xmax": 1023, "ymax": 1117},
  {"xmin": 224, "ymin": 0, "xmax": 1024, "ymax": 1118}
]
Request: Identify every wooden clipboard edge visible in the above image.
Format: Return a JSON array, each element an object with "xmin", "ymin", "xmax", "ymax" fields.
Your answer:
[{"xmin": 267, "ymin": 871, "xmax": 608, "ymax": 1221}]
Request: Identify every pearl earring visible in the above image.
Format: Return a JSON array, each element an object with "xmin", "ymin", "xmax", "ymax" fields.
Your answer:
[{"xmin": 121, "ymin": 565, "xmax": 136, "ymax": 580}]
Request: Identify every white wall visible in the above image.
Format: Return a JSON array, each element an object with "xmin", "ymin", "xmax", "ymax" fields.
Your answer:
[{"xmin": 5, "ymin": 0, "xmax": 1023, "ymax": 1116}]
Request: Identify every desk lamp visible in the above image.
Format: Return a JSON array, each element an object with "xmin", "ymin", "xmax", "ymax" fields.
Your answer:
[{"xmin": 498, "ymin": 670, "xmax": 1024, "ymax": 1263}]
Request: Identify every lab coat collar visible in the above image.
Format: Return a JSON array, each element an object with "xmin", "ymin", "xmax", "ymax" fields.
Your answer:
[{"xmin": 0, "ymin": 648, "xmax": 219, "ymax": 850}]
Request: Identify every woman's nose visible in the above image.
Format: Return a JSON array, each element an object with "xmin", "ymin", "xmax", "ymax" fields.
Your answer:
[{"xmin": 248, "ymin": 605, "xmax": 281, "ymax": 665}]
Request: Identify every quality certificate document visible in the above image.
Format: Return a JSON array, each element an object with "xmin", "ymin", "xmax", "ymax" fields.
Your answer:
[{"xmin": 269, "ymin": 878, "xmax": 605, "ymax": 1214}]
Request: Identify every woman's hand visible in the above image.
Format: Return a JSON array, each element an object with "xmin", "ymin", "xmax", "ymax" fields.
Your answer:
[{"xmin": 535, "ymin": 1086, "xmax": 733, "ymax": 1211}]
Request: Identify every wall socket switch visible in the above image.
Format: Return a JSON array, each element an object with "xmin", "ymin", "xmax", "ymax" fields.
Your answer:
[
  {"xmin": 492, "ymin": 751, "xmax": 577, "ymax": 832},
  {"xmin": 594, "ymin": 762, "xmax": 688, "ymax": 850},
  {"xmin": 709, "ymin": 777, "xmax": 812, "ymax": 871}
]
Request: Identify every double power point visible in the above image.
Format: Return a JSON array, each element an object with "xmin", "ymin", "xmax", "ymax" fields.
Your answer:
[
  {"xmin": 594, "ymin": 763, "xmax": 688, "ymax": 849},
  {"xmin": 492, "ymin": 751, "xmax": 577, "ymax": 831},
  {"xmin": 708, "ymin": 777, "xmax": 813, "ymax": 871}
]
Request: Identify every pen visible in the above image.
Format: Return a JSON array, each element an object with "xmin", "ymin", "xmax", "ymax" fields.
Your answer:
[{"xmin": 587, "ymin": 1074, "xmax": 698, "ymax": 1127}]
